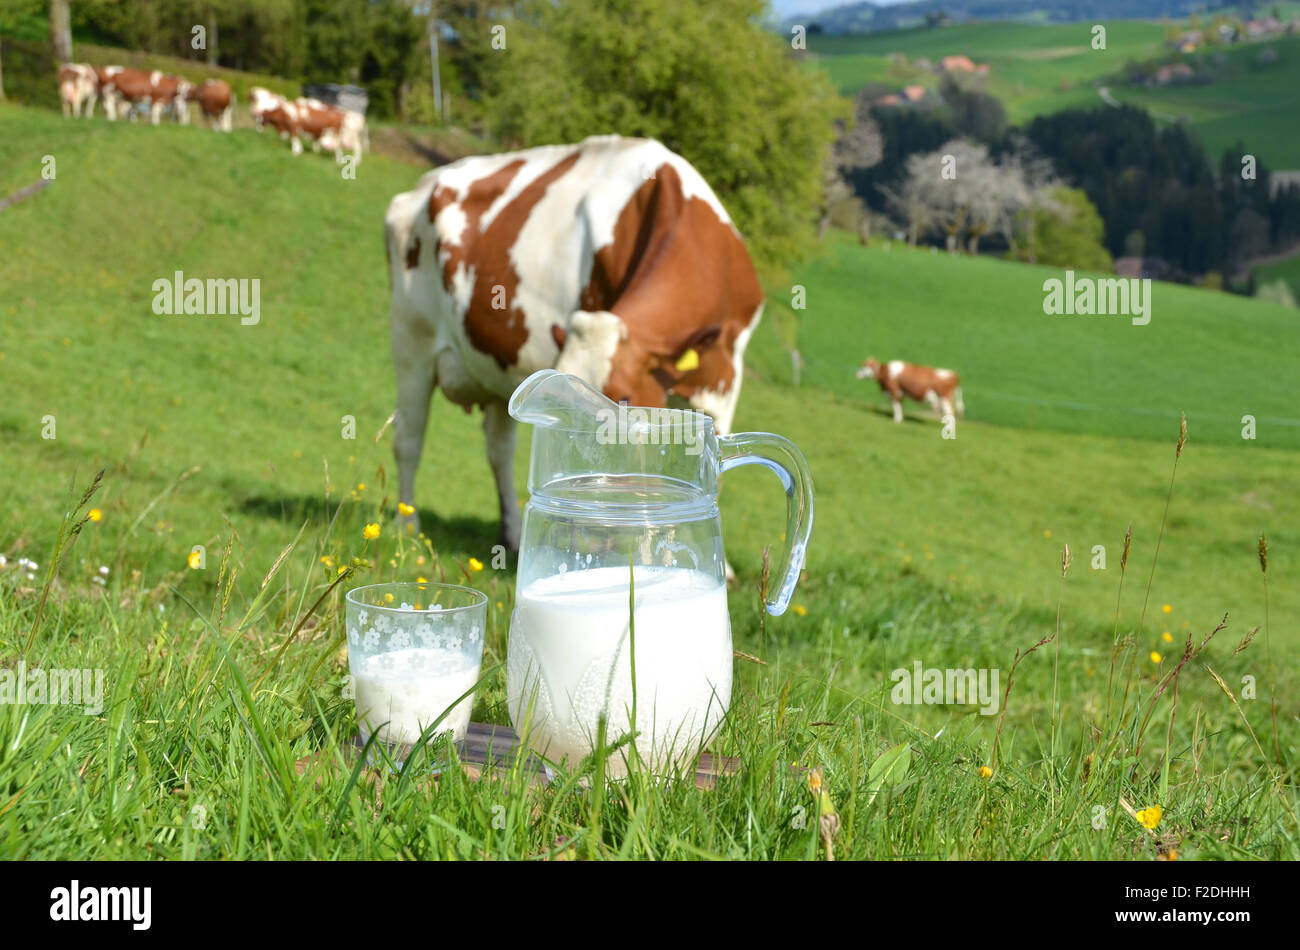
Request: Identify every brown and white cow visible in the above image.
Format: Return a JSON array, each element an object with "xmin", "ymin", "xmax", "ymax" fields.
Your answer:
[
  {"xmin": 293, "ymin": 97, "xmax": 366, "ymax": 164},
  {"xmin": 151, "ymin": 72, "xmax": 194, "ymax": 125},
  {"xmin": 247, "ymin": 86, "xmax": 279, "ymax": 130},
  {"xmin": 100, "ymin": 68, "xmax": 193, "ymax": 124},
  {"xmin": 190, "ymin": 79, "xmax": 235, "ymax": 132},
  {"xmin": 384, "ymin": 135, "xmax": 765, "ymax": 549},
  {"xmin": 93, "ymin": 66, "xmax": 123, "ymax": 115},
  {"xmin": 58, "ymin": 63, "xmax": 98, "ymax": 118},
  {"xmin": 249, "ymin": 87, "xmax": 305, "ymax": 153},
  {"xmin": 856, "ymin": 357, "xmax": 964, "ymax": 425}
]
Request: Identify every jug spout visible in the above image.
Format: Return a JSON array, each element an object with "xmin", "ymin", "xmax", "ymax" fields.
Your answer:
[{"xmin": 507, "ymin": 369, "xmax": 617, "ymax": 430}]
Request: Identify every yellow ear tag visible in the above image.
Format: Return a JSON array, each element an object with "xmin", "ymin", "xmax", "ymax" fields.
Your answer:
[{"xmin": 675, "ymin": 348, "xmax": 700, "ymax": 372}]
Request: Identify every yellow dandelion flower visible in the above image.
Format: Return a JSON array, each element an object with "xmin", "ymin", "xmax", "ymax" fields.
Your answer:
[
  {"xmin": 88, "ymin": 508, "xmax": 103, "ymax": 523},
  {"xmin": 807, "ymin": 768, "xmax": 823, "ymax": 794},
  {"xmin": 1150, "ymin": 651, "xmax": 1162, "ymax": 664},
  {"xmin": 496, "ymin": 601, "xmax": 504, "ymax": 609},
  {"xmin": 337, "ymin": 566, "xmax": 347, "ymax": 575},
  {"xmin": 978, "ymin": 766, "xmax": 993, "ymax": 779},
  {"xmin": 416, "ymin": 555, "xmax": 425, "ymax": 565},
  {"xmin": 398, "ymin": 502, "xmax": 415, "ymax": 517},
  {"xmin": 791, "ymin": 604, "xmax": 808, "ymax": 617},
  {"xmin": 1136, "ymin": 806, "xmax": 1162, "ymax": 829},
  {"xmin": 320, "ymin": 555, "xmax": 334, "ymax": 566},
  {"xmin": 468, "ymin": 557, "xmax": 484, "ymax": 572},
  {"xmin": 417, "ymin": 576, "xmax": 428, "ymax": 584},
  {"xmin": 187, "ymin": 551, "xmax": 202, "ymax": 569},
  {"xmin": 1162, "ymin": 604, "xmax": 1172, "ymax": 614},
  {"xmin": 383, "ymin": 593, "xmax": 394, "ymax": 603},
  {"xmin": 1165, "ymin": 850, "xmax": 1179, "ymax": 861},
  {"xmin": 1043, "ymin": 529, "xmax": 1052, "ymax": 538},
  {"xmin": 363, "ymin": 523, "xmax": 381, "ymax": 540},
  {"xmin": 1161, "ymin": 631, "xmax": 1172, "ymax": 643},
  {"xmin": 356, "ymin": 483, "xmax": 365, "ymax": 491}
]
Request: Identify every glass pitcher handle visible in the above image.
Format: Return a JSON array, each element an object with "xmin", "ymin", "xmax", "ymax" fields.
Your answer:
[{"xmin": 718, "ymin": 432, "xmax": 814, "ymax": 616}]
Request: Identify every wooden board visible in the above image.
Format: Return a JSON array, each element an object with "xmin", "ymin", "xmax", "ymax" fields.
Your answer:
[{"xmin": 295, "ymin": 722, "xmax": 739, "ymax": 789}]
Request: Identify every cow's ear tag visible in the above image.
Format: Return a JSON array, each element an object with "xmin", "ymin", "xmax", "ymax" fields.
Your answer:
[{"xmin": 675, "ymin": 348, "xmax": 700, "ymax": 373}]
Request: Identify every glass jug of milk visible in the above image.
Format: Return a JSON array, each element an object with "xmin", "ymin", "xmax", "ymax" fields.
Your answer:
[{"xmin": 505, "ymin": 369, "xmax": 813, "ymax": 778}]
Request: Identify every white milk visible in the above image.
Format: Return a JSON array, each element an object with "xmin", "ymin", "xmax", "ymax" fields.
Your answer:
[
  {"xmin": 353, "ymin": 647, "xmax": 480, "ymax": 747},
  {"xmin": 507, "ymin": 565, "xmax": 732, "ymax": 777}
]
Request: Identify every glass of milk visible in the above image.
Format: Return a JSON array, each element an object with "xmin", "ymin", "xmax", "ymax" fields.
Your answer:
[{"xmin": 344, "ymin": 582, "xmax": 487, "ymax": 760}]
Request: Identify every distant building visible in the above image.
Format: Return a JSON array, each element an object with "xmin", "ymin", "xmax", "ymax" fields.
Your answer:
[
  {"xmin": 902, "ymin": 84, "xmax": 927, "ymax": 102},
  {"xmin": 1153, "ymin": 63, "xmax": 1195, "ymax": 85},
  {"xmin": 1115, "ymin": 257, "xmax": 1171, "ymax": 280},
  {"xmin": 939, "ymin": 55, "xmax": 989, "ymax": 75}
]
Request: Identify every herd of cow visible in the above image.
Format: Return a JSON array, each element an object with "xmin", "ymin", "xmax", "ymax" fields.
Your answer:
[{"xmin": 56, "ymin": 63, "xmax": 367, "ymax": 163}]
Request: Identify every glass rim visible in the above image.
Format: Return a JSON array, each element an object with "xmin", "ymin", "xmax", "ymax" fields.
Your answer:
[{"xmin": 344, "ymin": 581, "xmax": 488, "ymax": 614}]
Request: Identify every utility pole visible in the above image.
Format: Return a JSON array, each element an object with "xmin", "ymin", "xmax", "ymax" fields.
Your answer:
[
  {"xmin": 430, "ymin": 19, "xmax": 442, "ymax": 121},
  {"xmin": 415, "ymin": 2, "xmax": 442, "ymax": 122}
]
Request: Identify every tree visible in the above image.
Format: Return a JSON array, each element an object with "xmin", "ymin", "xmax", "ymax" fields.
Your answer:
[
  {"xmin": 48, "ymin": 0, "xmax": 71, "ymax": 62},
  {"xmin": 1020, "ymin": 187, "xmax": 1113, "ymax": 272},
  {"xmin": 879, "ymin": 169, "xmax": 931, "ymax": 246},
  {"xmin": 471, "ymin": 0, "xmax": 844, "ymax": 269},
  {"xmin": 821, "ymin": 88, "xmax": 883, "ymax": 239},
  {"xmin": 940, "ymin": 72, "xmax": 1006, "ymax": 144}
]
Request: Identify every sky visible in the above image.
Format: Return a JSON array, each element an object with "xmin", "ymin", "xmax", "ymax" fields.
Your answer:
[{"xmin": 768, "ymin": 0, "xmax": 910, "ymax": 19}]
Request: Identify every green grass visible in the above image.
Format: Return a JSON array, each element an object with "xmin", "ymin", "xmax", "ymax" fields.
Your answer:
[
  {"xmin": 808, "ymin": 21, "xmax": 1169, "ymax": 123},
  {"xmin": 808, "ymin": 20, "xmax": 1300, "ymax": 167},
  {"xmin": 1253, "ymin": 250, "xmax": 1300, "ymax": 298},
  {"xmin": 1, "ymin": 104, "xmax": 1295, "ymax": 859},
  {"xmin": 1106, "ymin": 34, "xmax": 1300, "ymax": 169}
]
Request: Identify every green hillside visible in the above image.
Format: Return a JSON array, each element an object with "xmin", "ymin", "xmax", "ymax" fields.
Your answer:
[
  {"xmin": 808, "ymin": 20, "xmax": 1168, "ymax": 122},
  {"xmin": 808, "ymin": 20, "xmax": 1300, "ymax": 167},
  {"xmin": 2, "ymin": 100, "xmax": 1294, "ymax": 634},
  {"xmin": 1106, "ymin": 34, "xmax": 1300, "ymax": 170},
  {"xmin": 1, "ymin": 104, "xmax": 1294, "ymax": 858},
  {"xmin": 769, "ymin": 234, "xmax": 1300, "ymax": 449}
]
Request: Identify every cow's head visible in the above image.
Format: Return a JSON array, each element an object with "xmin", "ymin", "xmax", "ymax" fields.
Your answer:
[
  {"xmin": 856, "ymin": 357, "xmax": 881, "ymax": 380},
  {"xmin": 555, "ymin": 311, "xmax": 727, "ymax": 409}
]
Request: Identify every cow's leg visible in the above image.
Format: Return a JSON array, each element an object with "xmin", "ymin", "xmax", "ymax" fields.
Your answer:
[
  {"xmin": 482, "ymin": 401, "xmax": 520, "ymax": 553},
  {"xmin": 392, "ymin": 329, "xmax": 437, "ymax": 538},
  {"xmin": 891, "ymin": 396, "xmax": 904, "ymax": 424},
  {"xmin": 150, "ymin": 100, "xmax": 163, "ymax": 125}
]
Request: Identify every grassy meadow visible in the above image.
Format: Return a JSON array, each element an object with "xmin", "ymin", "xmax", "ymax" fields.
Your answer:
[
  {"xmin": 1106, "ymin": 33, "xmax": 1300, "ymax": 170},
  {"xmin": 808, "ymin": 20, "xmax": 1300, "ymax": 168},
  {"xmin": 807, "ymin": 21, "xmax": 1169, "ymax": 122},
  {"xmin": 0, "ymin": 104, "xmax": 1295, "ymax": 859}
]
